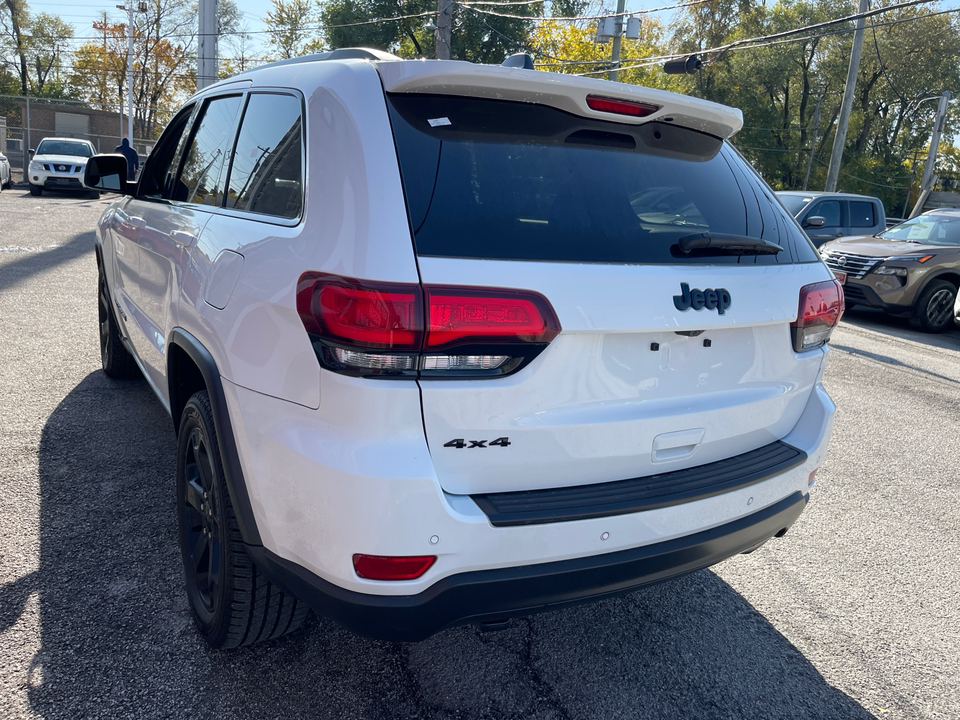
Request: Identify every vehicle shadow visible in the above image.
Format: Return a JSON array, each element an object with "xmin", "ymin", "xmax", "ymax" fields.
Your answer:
[
  {"xmin": 25, "ymin": 372, "xmax": 877, "ymax": 720},
  {"xmin": 0, "ymin": 229, "xmax": 95, "ymax": 295},
  {"xmin": 840, "ymin": 304, "xmax": 960, "ymax": 350}
]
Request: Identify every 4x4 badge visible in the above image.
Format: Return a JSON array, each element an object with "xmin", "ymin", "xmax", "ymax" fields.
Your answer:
[{"xmin": 673, "ymin": 283, "xmax": 732, "ymax": 314}]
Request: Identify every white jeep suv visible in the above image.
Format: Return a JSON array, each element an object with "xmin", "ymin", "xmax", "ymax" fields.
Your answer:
[
  {"xmin": 29, "ymin": 137, "xmax": 98, "ymax": 196},
  {"xmin": 87, "ymin": 48, "xmax": 843, "ymax": 648}
]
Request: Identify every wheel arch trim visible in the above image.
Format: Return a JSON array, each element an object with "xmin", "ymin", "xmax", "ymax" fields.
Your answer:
[{"xmin": 167, "ymin": 327, "xmax": 263, "ymax": 546}]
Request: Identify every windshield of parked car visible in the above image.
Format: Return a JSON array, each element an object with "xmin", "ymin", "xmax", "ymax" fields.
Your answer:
[
  {"xmin": 36, "ymin": 140, "xmax": 94, "ymax": 158},
  {"xmin": 777, "ymin": 195, "xmax": 813, "ymax": 216},
  {"xmin": 388, "ymin": 94, "xmax": 816, "ymax": 265},
  {"xmin": 878, "ymin": 214, "xmax": 960, "ymax": 246}
]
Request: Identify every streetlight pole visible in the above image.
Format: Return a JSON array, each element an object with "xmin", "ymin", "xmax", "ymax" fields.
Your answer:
[{"xmin": 117, "ymin": 2, "xmax": 146, "ymax": 144}]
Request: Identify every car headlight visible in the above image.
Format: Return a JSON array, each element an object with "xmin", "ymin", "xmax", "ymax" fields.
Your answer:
[
  {"xmin": 873, "ymin": 266, "xmax": 908, "ymax": 276},
  {"xmin": 29, "ymin": 161, "xmax": 42, "ymax": 171}
]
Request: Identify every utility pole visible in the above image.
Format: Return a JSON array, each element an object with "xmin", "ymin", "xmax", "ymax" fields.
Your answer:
[
  {"xmin": 197, "ymin": 0, "xmax": 218, "ymax": 90},
  {"xmin": 608, "ymin": 0, "xmax": 627, "ymax": 82},
  {"xmin": 116, "ymin": 1, "xmax": 146, "ymax": 144},
  {"xmin": 435, "ymin": 0, "xmax": 453, "ymax": 60},
  {"xmin": 824, "ymin": 0, "xmax": 868, "ymax": 192},
  {"xmin": 802, "ymin": 90, "xmax": 824, "ymax": 191},
  {"xmin": 909, "ymin": 91, "xmax": 951, "ymax": 219}
]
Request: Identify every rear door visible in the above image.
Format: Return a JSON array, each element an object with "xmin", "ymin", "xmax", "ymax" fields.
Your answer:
[{"xmin": 387, "ymin": 93, "xmax": 829, "ymax": 496}]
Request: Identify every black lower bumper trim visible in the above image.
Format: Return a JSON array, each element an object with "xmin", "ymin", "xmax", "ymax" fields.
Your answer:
[
  {"xmin": 247, "ymin": 491, "xmax": 808, "ymax": 642},
  {"xmin": 472, "ymin": 440, "xmax": 806, "ymax": 527}
]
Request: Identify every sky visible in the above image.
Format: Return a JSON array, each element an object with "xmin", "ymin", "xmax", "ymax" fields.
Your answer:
[{"xmin": 26, "ymin": 0, "xmax": 678, "ymax": 64}]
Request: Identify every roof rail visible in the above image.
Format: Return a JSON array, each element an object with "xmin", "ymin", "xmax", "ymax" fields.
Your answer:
[{"xmin": 237, "ymin": 48, "xmax": 402, "ymax": 76}]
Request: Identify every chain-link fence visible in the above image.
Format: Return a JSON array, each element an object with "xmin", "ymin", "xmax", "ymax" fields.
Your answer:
[{"xmin": 0, "ymin": 95, "xmax": 152, "ymax": 185}]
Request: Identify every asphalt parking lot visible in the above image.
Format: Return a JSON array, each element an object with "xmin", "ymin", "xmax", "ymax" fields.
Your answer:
[{"xmin": 0, "ymin": 188, "xmax": 958, "ymax": 719}]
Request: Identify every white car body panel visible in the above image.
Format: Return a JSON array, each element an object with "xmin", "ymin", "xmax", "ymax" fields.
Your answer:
[{"xmin": 90, "ymin": 52, "xmax": 840, "ymax": 638}]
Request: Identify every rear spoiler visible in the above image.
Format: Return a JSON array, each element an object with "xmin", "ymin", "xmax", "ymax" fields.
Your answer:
[{"xmin": 375, "ymin": 61, "xmax": 743, "ymax": 140}]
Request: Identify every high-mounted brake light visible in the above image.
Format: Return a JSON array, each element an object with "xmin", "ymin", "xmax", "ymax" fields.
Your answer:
[
  {"xmin": 586, "ymin": 94, "xmax": 660, "ymax": 118},
  {"xmin": 791, "ymin": 279, "xmax": 844, "ymax": 353},
  {"xmin": 353, "ymin": 554, "xmax": 436, "ymax": 581},
  {"xmin": 297, "ymin": 273, "xmax": 561, "ymax": 378}
]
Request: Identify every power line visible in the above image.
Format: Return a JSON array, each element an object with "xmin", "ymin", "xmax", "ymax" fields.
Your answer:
[{"xmin": 571, "ymin": 1, "xmax": 953, "ymax": 77}]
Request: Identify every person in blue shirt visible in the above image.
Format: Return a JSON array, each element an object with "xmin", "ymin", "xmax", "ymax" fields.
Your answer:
[{"xmin": 114, "ymin": 138, "xmax": 139, "ymax": 181}]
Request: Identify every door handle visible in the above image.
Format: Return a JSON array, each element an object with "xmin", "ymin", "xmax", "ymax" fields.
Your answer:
[{"xmin": 171, "ymin": 230, "xmax": 195, "ymax": 249}]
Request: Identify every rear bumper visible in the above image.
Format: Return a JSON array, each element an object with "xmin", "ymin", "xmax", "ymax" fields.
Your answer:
[{"xmin": 249, "ymin": 491, "xmax": 807, "ymax": 642}]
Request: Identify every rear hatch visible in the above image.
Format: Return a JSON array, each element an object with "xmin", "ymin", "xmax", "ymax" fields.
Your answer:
[{"xmin": 380, "ymin": 67, "xmax": 829, "ymax": 496}]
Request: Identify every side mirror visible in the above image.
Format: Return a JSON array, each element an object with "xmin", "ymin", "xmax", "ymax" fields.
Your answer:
[
  {"xmin": 804, "ymin": 215, "xmax": 826, "ymax": 228},
  {"xmin": 29, "ymin": 148, "xmax": 35, "ymax": 155},
  {"xmin": 85, "ymin": 154, "xmax": 134, "ymax": 195}
]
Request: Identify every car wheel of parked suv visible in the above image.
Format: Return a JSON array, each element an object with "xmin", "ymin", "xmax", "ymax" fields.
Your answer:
[
  {"xmin": 176, "ymin": 391, "xmax": 309, "ymax": 649},
  {"xmin": 911, "ymin": 279, "xmax": 956, "ymax": 333},
  {"xmin": 30, "ymin": 184, "xmax": 41, "ymax": 196},
  {"xmin": 98, "ymin": 266, "xmax": 140, "ymax": 379}
]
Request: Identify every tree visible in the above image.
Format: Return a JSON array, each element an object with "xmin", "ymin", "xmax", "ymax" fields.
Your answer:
[
  {"xmin": 0, "ymin": 0, "xmax": 28, "ymax": 94},
  {"xmin": 531, "ymin": 15, "xmax": 683, "ymax": 92},
  {"xmin": 318, "ymin": 0, "xmax": 541, "ymax": 63},
  {"xmin": 265, "ymin": 0, "xmax": 320, "ymax": 60}
]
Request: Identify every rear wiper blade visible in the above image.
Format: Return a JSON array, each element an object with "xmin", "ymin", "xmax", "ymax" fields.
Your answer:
[{"xmin": 675, "ymin": 232, "xmax": 783, "ymax": 256}]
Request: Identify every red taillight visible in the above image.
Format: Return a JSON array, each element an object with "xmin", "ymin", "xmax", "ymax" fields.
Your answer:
[
  {"xmin": 297, "ymin": 273, "xmax": 561, "ymax": 377},
  {"xmin": 353, "ymin": 554, "xmax": 436, "ymax": 581},
  {"xmin": 426, "ymin": 288, "xmax": 559, "ymax": 349},
  {"xmin": 586, "ymin": 94, "xmax": 660, "ymax": 118},
  {"xmin": 296, "ymin": 274, "xmax": 422, "ymax": 349},
  {"xmin": 791, "ymin": 279, "xmax": 844, "ymax": 352}
]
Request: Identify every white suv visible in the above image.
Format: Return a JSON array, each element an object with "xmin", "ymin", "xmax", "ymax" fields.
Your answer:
[
  {"xmin": 87, "ymin": 48, "xmax": 843, "ymax": 649},
  {"xmin": 29, "ymin": 137, "xmax": 98, "ymax": 196}
]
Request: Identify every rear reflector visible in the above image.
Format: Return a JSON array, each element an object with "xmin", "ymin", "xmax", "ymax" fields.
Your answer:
[
  {"xmin": 791, "ymin": 279, "xmax": 844, "ymax": 353},
  {"xmin": 353, "ymin": 554, "xmax": 436, "ymax": 581},
  {"xmin": 586, "ymin": 94, "xmax": 660, "ymax": 118}
]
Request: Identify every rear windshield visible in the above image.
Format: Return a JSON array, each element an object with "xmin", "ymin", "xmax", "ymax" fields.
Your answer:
[
  {"xmin": 36, "ymin": 140, "xmax": 93, "ymax": 158},
  {"xmin": 387, "ymin": 94, "xmax": 815, "ymax": 265},
  {"xmin": 778, "ymin": 194, "xmax": 813, "ymax": 217}
]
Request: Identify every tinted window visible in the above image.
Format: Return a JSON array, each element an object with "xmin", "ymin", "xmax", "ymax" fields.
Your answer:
[
  {"xmin": 850, "ymin": 201, "xmax": 876, "ymax": 228},
  {"xmin": 810, "ymin": 200, "xmax": 841, "ymax": 227},
  {"xmin": 225, "ymin": 93, "xmax": 303, "ymax": 219},
  {"xmin": 178, "ymin": 95, "xmax": 243, "ymax": 206},
  {"xmin": 388, "ymin": 94, "xmax": 800, "ymax": 265},
  {"xmin": 139, "ymin": 105, "xmax": 195, "ymax": 199}
]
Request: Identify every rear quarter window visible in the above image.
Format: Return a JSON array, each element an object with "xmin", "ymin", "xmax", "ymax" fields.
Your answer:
[{"xmin": 388, "ymin": 94, "xmax": 817, "ymax": 265}]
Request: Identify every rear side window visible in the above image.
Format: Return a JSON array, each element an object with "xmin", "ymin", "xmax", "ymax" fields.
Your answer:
[
  {"xmin": 388, "ymin": 94, "xmax": 812, "ymax": 265},
  {"xmin": 225, "ymin": 92, "xmax": 303, "ymax": 219},
  {"xmin": 178, "ymin": 95, "xmax": 243, "ymax": 206},
  {"xmin": 850, "ymin": 201, "xmax": 876, "ymax": 228}
]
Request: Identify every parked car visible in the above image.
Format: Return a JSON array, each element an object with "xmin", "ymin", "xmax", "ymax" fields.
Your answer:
[
  {"xmin": 28, "ymin": 137, "xmax": 98, "ymax": 197},
  {"xmin": 0, "ymin": 150, "xmax": 11, "ymax": 190},
  {"xmin": 820, "ymin": 209, "xmax": 960, "ymax": 332},
  {"xmin": 777, "ymin": 191, "xmax": 887, "ymax": 246},
  {"xmin": 87, "ymin": 48, "xmax": 842, "ymax": 648}
]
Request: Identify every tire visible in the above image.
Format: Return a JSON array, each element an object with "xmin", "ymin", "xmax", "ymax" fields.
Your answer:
[
  {"xmin": 29, "ymin": 184, "xmax": 41, "ymax": 196},
  {"xmin": 177, "ymin": 391, "xmax": 309, "ymax": 649},
  {"xmin": 910, "ymin": 279, "xmax": 957, "ymax": 333},
  {"xmin": 98, "ymin": 267, "xmax": 140, "ymax": 379},
  {"xmin": 89, "ymin": 190, "xmax": 101, "ymax": 200}
]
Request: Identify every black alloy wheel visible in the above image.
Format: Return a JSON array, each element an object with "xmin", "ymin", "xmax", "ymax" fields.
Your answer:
[
  {"xmin": 181, "ymin": 415, "xmax": 223, "ymax": 622},
  {"xmin": 176, "ymin": 391, "xmax": 309, "ymax": 648}
]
